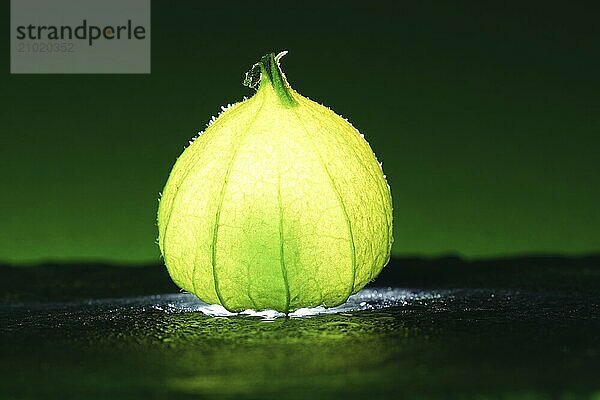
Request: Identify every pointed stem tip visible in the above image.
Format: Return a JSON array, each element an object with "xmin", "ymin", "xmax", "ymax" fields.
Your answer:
[{"xmin": 243, "ymin": 51, "xmax": 298, "ymax": 108}]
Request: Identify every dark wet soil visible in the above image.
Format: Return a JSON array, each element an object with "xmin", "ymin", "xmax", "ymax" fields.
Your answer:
[{"xmin": 1, "ymin": 256, "xmax": 599, "ymax": 399}]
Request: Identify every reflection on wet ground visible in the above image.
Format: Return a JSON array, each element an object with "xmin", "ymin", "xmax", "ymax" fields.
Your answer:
[{"xmin": 2, "ymin": 287, "xmax": 599, "ymax": 399}]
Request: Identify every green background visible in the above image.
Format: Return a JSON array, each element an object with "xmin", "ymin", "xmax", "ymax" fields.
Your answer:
[{"xmin": 1, "ymin": 0, "xmax": 598, "ymax": 264}]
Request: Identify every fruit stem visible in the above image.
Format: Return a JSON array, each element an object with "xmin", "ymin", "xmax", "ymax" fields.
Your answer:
[{"xmin": 244, "ymin": 51, "xmax": 298, "ymax": 108}]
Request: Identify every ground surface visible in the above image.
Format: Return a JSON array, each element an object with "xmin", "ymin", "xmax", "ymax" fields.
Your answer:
[{"xmin": 1, "ymin": 256, "xmax": 599, "ymax": 399}]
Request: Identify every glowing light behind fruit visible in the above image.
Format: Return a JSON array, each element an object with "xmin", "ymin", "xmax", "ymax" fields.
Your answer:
[
  {"xmin": 1, "ymin": 2, "xmax": 599, "ymax": 264},
  {"xmin": 158, "ymin": 54, "xmax": 392, "ymax": 312}
]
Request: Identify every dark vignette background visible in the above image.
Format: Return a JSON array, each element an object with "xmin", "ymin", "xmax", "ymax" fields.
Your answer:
[{"xmin": 1, "ymin": 0, "xmax": 599, "ymax": 264}]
